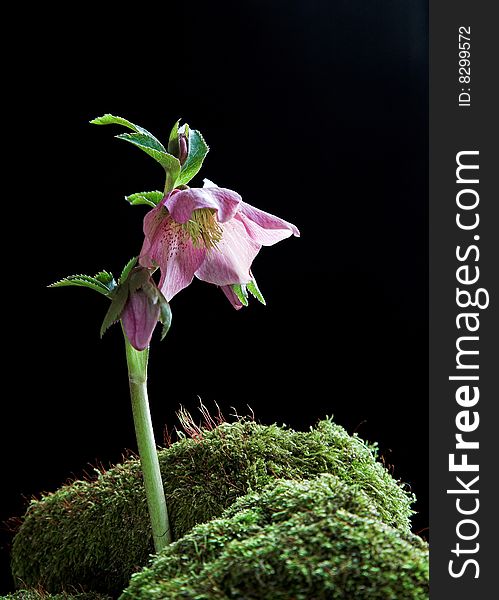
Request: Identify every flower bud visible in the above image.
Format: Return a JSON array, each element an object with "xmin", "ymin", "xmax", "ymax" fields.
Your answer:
[
  {"xmin": 168, "ymin": 122, "xmax": 189, "ymax": 165},
  {"xmin": 177, "ymin": 126, "xmax": 189, "ymax": 165},
  {"xmin": 168, "ymin": 122, "xmax": 189, "ymax": 166},
  {"xmin": 105, "ymin": 266, "xmax": 172, "ymax": 351},
  {"xmin": 121, "ymin": 287, "xmax": 161, "ymax": 351}
]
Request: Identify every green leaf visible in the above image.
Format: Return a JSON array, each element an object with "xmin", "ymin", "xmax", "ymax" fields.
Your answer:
[
  {"xmin": 94, "ymin": 270, "xmax": 113, "ymax": 283},
  {"xmin": 91, "ymin": 113, "xmax": 144, "ymax": 131},
  {"xmin": 49, "ymin": 274, "xmax": 113, "ymax": 296},
  {"xmin": 175, "ymin": 129, "xmax": 209, "ymax": 186},
  {"xmin": 125, "ymin": 191, "xmax": 164, "ymax": 208},
  {"xmin": 116, "ymin": 131, "xmax": 166, "ymax": 153},
  {"xmin": 120, "ymin": 257, "xmax": 138, "ymax": 282},
  {"xmin": 159, "ymin": 299, "xmax": 172, "ymax": 340},
  {"xmin": 168, "ymin": 119, "xmax": 180, "ymax": 143},
  {"xmin": 90, "ymin": 113, "xmax": 161, "ymax": 142},
  {"xmin": 94, "ymin": 271, "xmax": 117, "ymax": 292},
  {"xmin": 100, "ymin": 284, "xmax": 129, "ymax": 337},
  {"xmin": 117, "ymin": 133, "xmax": 181, "ymax": 176},
  {"xmin": 167, "ymin": 119, "xmax": 181, "ymax": 155},
  {"xmin": 128, "ymin": 267, "xmax": 151, "ymax": 293},
  {"xmin": 247, "ymin": 278, "xmax": 266, "ymax": 305},
  {"xmin": 231, "ymin": 278, "xmax": 266, "ymax": 307},
  {"xmin": 232, "ymin": 284, "xmax": 249, "ymax": 307},
  {"xmin": 90, "ymin": 114, "xmax": 171, "ymax": 171}
]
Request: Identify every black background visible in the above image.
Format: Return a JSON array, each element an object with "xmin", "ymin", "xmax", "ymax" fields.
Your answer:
[{"xmin": 2, "ymin": 1, "xmax": 428, "ymax": 593}]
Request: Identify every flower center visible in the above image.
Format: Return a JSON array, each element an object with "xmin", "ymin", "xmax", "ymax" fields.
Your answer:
[{"xmin": 182, "ymin": 208, "xmax": 223, "ymax": 249}]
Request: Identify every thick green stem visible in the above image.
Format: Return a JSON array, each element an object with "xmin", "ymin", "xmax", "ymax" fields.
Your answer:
[
  {"xmin": 164, "ymin": 169, "xmax": 176, "ymax": 195},
  {"xmin": 123, "ymin": 329, "xmax": 171, "ymax": 552}
]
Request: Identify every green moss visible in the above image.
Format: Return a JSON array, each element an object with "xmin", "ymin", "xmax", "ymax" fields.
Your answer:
[
  {"xmin": 2, "ymin": 592, "xmax": 109, "ymax": 599},
  {"xmin": 120, "ymin": 475, "xmax": 429, "ymax": 600},
  {"xmin": 11, "ymin": 419, "xmax": 415, "ymax": 596}
]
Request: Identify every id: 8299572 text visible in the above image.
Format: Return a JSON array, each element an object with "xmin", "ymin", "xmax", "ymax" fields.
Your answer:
[{"xmin": 458, "ymin": 26, "xmax": 472, "ymax": 107}]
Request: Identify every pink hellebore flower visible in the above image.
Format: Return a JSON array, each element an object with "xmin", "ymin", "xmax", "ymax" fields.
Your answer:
[{"xmin": 139, "ymin": 180, "xmax": 300, "ymax": 308}]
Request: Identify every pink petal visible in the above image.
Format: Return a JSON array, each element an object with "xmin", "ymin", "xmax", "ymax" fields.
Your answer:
[
  {"xmin": 165, "ymin": 187, "xmax": 241, "ymax": 224},
  {"xmin": 195, "ymin": 218, "xmax": 261, "ymax": 286},
  {"xmin": 220, "ymin": 285, "xmax": 244, "ymax": 310},
  {"xmin": 139, "ymin": 205, "xmax": 206, "ymax": 301},
  {"xmin": 238, "ymin": 201, "xmax": 300, "ymax": 246},
  {"xmin": 122, "ymin": 290, "xmax": 160, "ymax": 351}
]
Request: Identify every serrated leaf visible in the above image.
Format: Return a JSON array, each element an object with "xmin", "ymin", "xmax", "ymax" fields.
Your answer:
[
  {"xmin": 94, "ymin": 270, "xmax": 113, "ymax": 283},
  {"xmin": 117, "ymin": 133, "xmax": 181, "ymax": 176},
  {"xmin": 90, "ymin": 114, "xmax": 170, "ymax": 167},
  {"xmin": 232, "ymin": 284, "xmax": 249, "ymax": 307},
  {"xmin": 91, "ymin": 114, "xmax": 144, "ymax": 132},
  {"xmin": 49, "ymin": 274, "xmax": 111, "ymax": 296},
  {"xmin": 120, "ymin": 257, "xmax": 138, "ymax": 283},
  {"xmin": 116, "ymin": 132, "xmax": 166, "ymax": 154},
  {"xmin": 247, "ymin": 278, "xmax": 266, "ymax": 305},
  {"xmin": 100, "ymin": 284, "xmax": 129, "ymax": 337},
  {"xmin": 159, "ymin": 299, "xmax": 172, "ymax": 340},
  {"xmin": 90, "ymin": 114, "xmax": 161, "ymax": 142},
  {"xmin": 175, "ymin": 129, "xmax": 209, "ymax": 186},
  {"xmin": 125, "ymin": 191, "xmax": 164, "ymax": 208},
  {"xmin": 94, "ymin": 271, "xmax": 117, "ymax": 292}
]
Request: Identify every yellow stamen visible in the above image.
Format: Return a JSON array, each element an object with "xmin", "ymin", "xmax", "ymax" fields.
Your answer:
[{"xmin": 182, "ymin": 208, "xmax": 223, "ymax": 249}]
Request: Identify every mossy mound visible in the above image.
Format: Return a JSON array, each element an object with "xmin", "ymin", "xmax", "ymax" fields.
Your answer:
[
  {"xmin": 2, "ymin": 592, "xmax": 109, "ymax": 600},
  {"xmin": 12, "ymin": 419, "xmax": 415, "ymax": 596},
  {"xmin": 121, "ymin": 474, "xmax": 429, "ymax": 600}
]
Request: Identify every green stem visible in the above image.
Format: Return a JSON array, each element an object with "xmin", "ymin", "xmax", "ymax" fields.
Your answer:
[
  {"xmin": 164, "ymin": 169, "xmax": 176, "ymax": 195},
  {"xmin": 123, "ymin": 328, "xmax": 171, "ymax": 552}
]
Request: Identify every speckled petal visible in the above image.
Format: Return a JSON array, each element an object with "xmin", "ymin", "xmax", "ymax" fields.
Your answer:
[{"xmin": 139, "ymin": 205, "xmax": 206, "ymax": 301}]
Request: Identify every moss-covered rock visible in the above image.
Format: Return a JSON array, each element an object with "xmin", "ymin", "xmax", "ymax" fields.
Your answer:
[
  {"xmin": 11, "ymin": 419, "xmax": 415, "ymax": 596},
  {"xmin": 121, "ymin": 474, "xmax": 429, "ymax": 600},
  {"xmin": 2, "ymin": 592, "xmax": 110, "ymax": 599}
]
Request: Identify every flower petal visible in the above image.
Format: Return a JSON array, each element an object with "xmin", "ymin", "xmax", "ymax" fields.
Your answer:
[
  {"xmin": 121, "ymin": 290, "xmax": 160, "ymax": 351},
  {"xmin": 220, "ymin": 285, "xmax": 244, "ymax": 310},
  {"xmin": 195, "ymin": 217, "xmax": 261, "ymax": 286},
  {"xmin": 166, "ymin": 187, "xmax": 241, "ymax": 224},
  {"xmin": 139, "ymin": 205, "xmax": 206, "ymax": 301},
  {"xmin": 238, "ymin": 201, "xmax": 300, "ymax": 246}
]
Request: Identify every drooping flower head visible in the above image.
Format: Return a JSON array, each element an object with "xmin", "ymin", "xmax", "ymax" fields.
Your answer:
[
  {"xmin": 52, "ymin": 114, "xmax": 300, "ymax": 352},
  {"xmin": 139, "ymin": 180, "xmax": 300, "ymax": 308}
]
